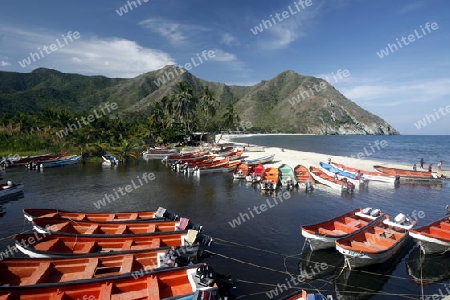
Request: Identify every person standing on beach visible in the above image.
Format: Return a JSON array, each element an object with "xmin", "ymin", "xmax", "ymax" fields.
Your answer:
[
  {"xmin": 420, "ymin": 158, "xmax": 424, "ymax": 169},
  {"xmin": 428, "ymin": 164, "xmax": 433, "ymax": 172},
  {"xmin": 438, "ymin": 160, "xmax": 443, "ymax": 171}
]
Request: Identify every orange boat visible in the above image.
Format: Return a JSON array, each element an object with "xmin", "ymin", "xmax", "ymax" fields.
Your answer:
[
  {"xmin": 260, "ymin": 167, "xmax": 279, "ymax": 190},
  {"xmin": 13, "ymin": 229, "xmax": 212, "ymax": 258},
  {"xmin": 373, "ymin": 165, "xmax": 436, "ymax": 178},
  {"xmin": 227, "ymin": 149, "xmax": 244, "ymax": 161},
  {"xmin": 409, "ymin": 215, "xmax": 450, "ymax": 254},
  {"xmin": 233, "ymin": 163, "xmax": 249, "ymax": 179},
  {"xmin": 32, "ymin": 217, "xmax": 201, "ymax": 237},
  {"xmin": 335, "ymin": 214, "xmax": 415, "ymax": 268},
  {"xmin": 294, "ymin": 164, "xmax": 316, "ymax": 185},
  {"xmin": 309, "ymin": 166, "xmax": 354, "ymax": 192},
  {"xmin": 22, "ymin": 207, "xmax": 176, "ymax": 223},
  {"xmin": 0, "ymin": 263, "xmax": 231, "ymax": 300},
  {"xmin": 301, "ymin": 208, "xmax": 383, "ymax": 250},
  {"xmin": 0, "ymin": 246, "xmax": 199, "ymax": 287}
]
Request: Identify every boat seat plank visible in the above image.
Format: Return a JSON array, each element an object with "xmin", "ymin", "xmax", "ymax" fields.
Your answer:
[
  {"xmin": 333, "ymin": 221, "xmax": 358, "ymax": 233},
  {"xmin": 84, "ymin": 224, "xmax": 99, "ymax": 234},
  {"xmin": 34, "ymin": 238, "xmax": 60, "ymax": 251},
  {"xmin": 121, "ymin": 255, "xmax": 135, "ymax": 273},
  {"xmin": 78, "ymin": 214, "xmax": 86, "ymax": 220},
  {"xmin": 151, "ymin": 238, "xmax": 160, "ymax": 248},
  {"xmin": 0, "ymin": 294, "xmax": 12, "ymax": 300},
  {"xmin": 373, "ymin": 226, "xmax": 398, "ymax": 236},
  {"xmin": 83, "ymin": 258, "xmax": 99, "ymax": 279},
  {"xmin": 98, "ymin": 283, "xmax": 113, "ymax": 300},
  {"xmin": 115, "ymin": 224, "xmax": 127, "ymax": 234},
  {"xmin": 318, "ymin": 227, "xmax": 345, "ymax": 236},
  {"xmin": 429, "ymin": 226, "xmax": 450, "ymax": 239},
  {"xmin": 147, "ymin": 276, "xmax": 160, "ymax": 299},
  {"xmin": 49, "ymin": 222, "xmax": 70, "ymax": 232},
  {"xmin": 129, "ymin": 213, "xmax": 138, "ymax": 220},
  {"xmin": 147, "ymin": 223, "xmax": 156, "ymax": 233},
  {"xmin": 364, "ymin": 233, "xmax": 395, "ymax": 247},
  {"xmin": 105, "ymin": 215, "xmax": 115, "ymax": 221},
  {"xmin": 350, "ymin": 241, "xmax": 383, "ymax": 252},
  {"xmin": 439, "ymin": 221, "xmax": 450, "ymax": 231},
  {"xmin": 22, "ymin": 262, "xmax": 51, "ymax": 285},
  {"xmin": 121, "ymin": 240, "xmax": 133, "ymax": 250},
  {"xmin": 81, "ymin": 241, "xmax": 97, "ymax": 253}
]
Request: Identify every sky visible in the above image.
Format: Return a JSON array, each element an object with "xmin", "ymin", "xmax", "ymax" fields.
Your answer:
[{"xmin": 0, "ymin": 0, "xmax": 449, "ymax": 135}]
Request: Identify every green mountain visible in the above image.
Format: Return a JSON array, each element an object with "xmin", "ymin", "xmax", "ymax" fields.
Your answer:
[{"xmin": 0, "ymin": 67, "xmax": 399, "ymax": 135}]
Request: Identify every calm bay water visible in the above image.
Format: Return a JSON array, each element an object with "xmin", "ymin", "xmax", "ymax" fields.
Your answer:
[{"xmin": 0, "ymin": 135, "xmax": 449, "ymax": 299}]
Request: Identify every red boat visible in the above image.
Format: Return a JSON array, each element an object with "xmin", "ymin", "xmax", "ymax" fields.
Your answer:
[
  {"xmin": 373, "ymin": 165, "xmax": 436, "ymax": 178},
  {"xmin": 162, "ymin": 152, "xmax": 206, "ymax": 163},
  {"xmin": 233, "ymin": 163, "xmax": 249, "ymax": 179},
  {"xmin": 246, "ymin": 164, "xmax": 265, "ymax": 183},
  {"xmin": 409, "ymin": 215, "xmax": 450, "ymax": 254},
  {"xmin": 331, "ymin": 162, "xmax": 395, "ymax": 183}
]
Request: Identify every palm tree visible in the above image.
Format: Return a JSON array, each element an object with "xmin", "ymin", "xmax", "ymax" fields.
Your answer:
[
  {"xmin": 199, "ymin": 86, "xmax": 218, "ymax": 141},
  {"xmin": 171, "ymin": 82, "xmax": 197, "ymax": 134},
  {"xmin": 222, "ymin": 103, "xmax": 240, "ymax": 131}
]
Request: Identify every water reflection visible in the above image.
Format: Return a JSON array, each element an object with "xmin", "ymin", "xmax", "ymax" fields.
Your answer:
[
  {"xmin": 298, "ymin": 247, "xmax": 343, "ymax": 281},
  {"xmin": 406, "ymin": 245, "xmax": 450, "ymax": 285}
]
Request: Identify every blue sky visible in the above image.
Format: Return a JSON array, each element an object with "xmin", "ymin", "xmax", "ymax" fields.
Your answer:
[{"xmin": 1, "ymin": 0, "xmax": 449, "ymax": 134}]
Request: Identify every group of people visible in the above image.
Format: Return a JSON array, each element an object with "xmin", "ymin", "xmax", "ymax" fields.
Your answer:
[{"xmin": 413, "ymin": 158, "xmax": 443, "ymax": 172}]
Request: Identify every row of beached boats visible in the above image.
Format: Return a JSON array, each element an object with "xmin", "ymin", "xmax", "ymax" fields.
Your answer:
[
  {"xmin": 300, "ymin": 206, "xmax": 450, "ymax": 269},
  {"xmin": 0, "ymin": 207, "xmax": 236, "ymax": 299},
  {"xmin": 1, "ymin": 153, "xmax": 81, "ymax": 170}
]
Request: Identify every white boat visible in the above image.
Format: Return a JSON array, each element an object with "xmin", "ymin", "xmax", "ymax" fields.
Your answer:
[
  {"xmin": 39, "ymin": 155, "xmax": 81, "ymax": 168},
  {"xmin": 242, "ymin": 154, "xmax": 275, "ymax": 165},
  {"xmin": 142, "ymin": 148, "xmax": 178, "ymax": 160},
  {"xmin": 0, "ymin": 181, "xmax": 24, "ymax": 199},
  {"xmin": 102, "ymin": 154, "xmax": 119, "ymax": 165}
]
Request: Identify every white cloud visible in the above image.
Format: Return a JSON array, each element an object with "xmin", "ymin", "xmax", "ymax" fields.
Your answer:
[
  {"xmin": 0, "ymin": 60, "xmax": 11, "ymax": 66},
  {"xmin": 3, "ymin": 26, "xmax": 176, "ymax": 78},
  {"xmin": 341, "ymin": 78, "xmax": 450, "ymax": 107},
  {"xmin": 210, "ymin": 49, "xmax": 237, "ymax": 62},
  {"xmin": 140, "ymin": 18, "xmax": 208, "ymax": 45},
  {"xmin": 399, "ymin": 2, "xmax": 425, "ymax": 14},
  {"xmin": 221, "ymin": 33, "xmax": 238, "ymax": 46}
]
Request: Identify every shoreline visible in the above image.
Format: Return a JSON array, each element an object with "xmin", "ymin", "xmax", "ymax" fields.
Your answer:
[{"xmin": 218, "ymin": 134, "xmax": 450, "ymax": 178}]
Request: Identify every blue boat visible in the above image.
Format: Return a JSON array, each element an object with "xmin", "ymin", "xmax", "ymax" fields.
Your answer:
[
  {"xmin": 319, "ymin": 162, "xmax": 369, "ymax": 186},
  {"xmin": 39, "ymin": 155, "xmax": 81, "ymax": 168}
]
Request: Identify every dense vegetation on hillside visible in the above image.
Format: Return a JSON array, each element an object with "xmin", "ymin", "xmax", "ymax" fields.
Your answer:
[{"xmin": 0, "ymin": 82, "xmax": 240, "ymax": 160}]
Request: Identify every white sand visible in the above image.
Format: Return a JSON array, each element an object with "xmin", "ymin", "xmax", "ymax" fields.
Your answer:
[{"xmin": 219, "ymin": 134, "xmax": 449, "ymax": 177}]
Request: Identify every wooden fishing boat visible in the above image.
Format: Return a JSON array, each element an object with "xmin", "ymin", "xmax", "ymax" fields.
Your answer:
[
  {"xmin": 409, "ymin": 215, "xmax": 450, "ymax": 254},
  {"xmin": 0, "ymin": 263, "xmax": 230, "ymax": 300},
  {"xmin": 243, "ymin": 154, "xmax": 275, "ymax": 165},
  {"xmin": 0, "ymin": 181, "xmax": 24, "ymax": 199},
  {"xmin": 211, "ymin": 146, "xmax": 235, "ymax": 156},
  {"xmin": 335, "ymin": 214, "xmax": 415, "ymax": 268},
  {"xmin": 162, "ymin": 152, "xmax": 206, "ymax": 163},
  {"xmin": 227, "ymin": 149, "xmax": 244, "ymax": 161},
  {"xmin": 301, "ymin": 208, "xmax": 384, "ymax": 250},
  {"xmin": 0, "ymin": 246, "xmax": 200, "ymax": 288},
  {"xmin": 23, "ymin": 206, "xmax": 174, "ymax": 223},
  {"xmin": 309, "ymin": 166, "xmax": 354, "ymax": 192},
  {"xmin": 39, "ymin": 155, "xmax": 81, "ymax": 168},
  {"xmin": 13, "ymin": 229, "xmax": 212, "ymax": 258},
  {"xmin": 246, "ymin": 164, "xmax": 265, "ymax": 183},
  {"xmin": 294, "ymin": 164, "xmax": 315, "ymax": 185},
  {"xmin": 32, "ymin": 217, "xmax": 202, "ymax": 237},
  {"xmin": 233, "ymin": 163, "xmax": 249, "ymax": 179},
  {"xmin": 192, "ymin": 161, "xmax": 239, "ymax": 175},
  {"xmin": 373, "ymin": 165, "xmax": 437, "ymax": 178},
  {"xmin": 142, "ymin": 147, "xmax": 178, "ymax": 160},
  {"xmin": 331, "ymin": 161, "xmax": 396, "ymax": 183},
  {"xmin": 260, "ymin": 167, "xmax": 279, "ymax": 190},
  {"xmin": 319, "ymin": 162, "xmax": 369, "ymax": 187},
  {"xmin": 278, "ymin": 164, "xmax": 298, "ymax": 188}
]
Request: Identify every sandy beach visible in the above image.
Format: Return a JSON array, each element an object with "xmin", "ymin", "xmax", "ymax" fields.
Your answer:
[{"xmin": 219, "ymin": 134, "xmax": 450, "ymax": 178}]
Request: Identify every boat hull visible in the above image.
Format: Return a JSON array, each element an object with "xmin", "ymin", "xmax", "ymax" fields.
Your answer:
[{"xmin": 409, "ymin": 231, "xmax": 450, "ymax": 254}]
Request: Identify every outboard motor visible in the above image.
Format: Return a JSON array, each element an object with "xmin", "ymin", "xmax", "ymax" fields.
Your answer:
[
  {"xmin": 305, "ymin": 179, "xmax": 313, "ymax": 193},
  {"xmin": 394, "ymin": 175, "xmax": 400, "ymax": 186}
]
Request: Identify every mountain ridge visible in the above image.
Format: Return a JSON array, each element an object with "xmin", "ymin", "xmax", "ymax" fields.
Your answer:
[{"xmin": 0, "ymin": 67, "xmax": 399, "ymax": 135}]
